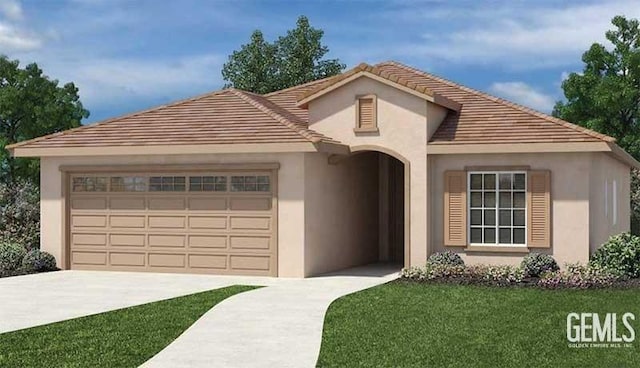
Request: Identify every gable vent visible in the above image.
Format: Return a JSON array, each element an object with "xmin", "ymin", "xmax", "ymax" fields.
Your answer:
[{"xmin": 355, "ymin": 95, "xmax": 378, "ymax": 132}]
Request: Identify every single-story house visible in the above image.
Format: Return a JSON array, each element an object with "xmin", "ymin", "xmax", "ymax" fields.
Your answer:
[{"xmin": 8, "ymin": 61, "xmax": 639, "ymax": 277}]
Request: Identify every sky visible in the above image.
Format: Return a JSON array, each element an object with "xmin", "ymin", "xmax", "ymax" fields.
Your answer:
[{"xmin": 1, "ymin": 0, "xmax": 639, "ymax": 123}]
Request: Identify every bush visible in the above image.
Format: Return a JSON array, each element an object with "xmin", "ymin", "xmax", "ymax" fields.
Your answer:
[
  {"xmin": 0, "ymin": 242, "xmax": 27, "ymax": 271},
  {"xmin": 589, "ymin": 232, "xmax": 640, "ymax": 278},
  {"xmin": 0, "ymin": 180, "xmax": 40, "ymax": 249},
  {"xmin": 427, "ymin": 251, "xmax": 464, "ymax": 266},
  {"xmin": 22, "ymin": 249, "xmax": 57, "ymax": 272},
  {"xmin": 538, "ymin": 263, "xmax": 619, "ymax": 289},
  {"xmin": 520, "ymin": 253, "xmax": 559, "ymax": 277},
  {"xmin": 472, "ymin": 264, "xmax": 525, "ymax": 284},
  {"xmin": 400, "ymin": 263, "xmax": 524, "ymax": 285}
]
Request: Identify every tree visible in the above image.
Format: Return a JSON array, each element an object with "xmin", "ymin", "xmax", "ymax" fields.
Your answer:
[
  {"xmin": 0, "ymin": 56, "xmax": 89, "ymax": 183},
  {"xmin": 553, "ymin": 15, "xmax": 640, "ymax": 159},
  {"xmin": 553, "ymin": 16, "xmax": 640, "ymax": 234},
  {"xmin": 222, "ymin": 16, "xmax": 345, "ymax": 94}
]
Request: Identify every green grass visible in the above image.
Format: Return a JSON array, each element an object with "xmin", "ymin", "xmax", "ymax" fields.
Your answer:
[
  {"xmin": 0, "ymin": 285, "xmax": 258, "ymax": 368},
  {"xmin": 317, "ymin": 281, "xmax": 640, "ymax": 368}
]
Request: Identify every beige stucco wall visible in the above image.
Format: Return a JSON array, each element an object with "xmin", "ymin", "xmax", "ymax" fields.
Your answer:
[
  {"xmin": 303, "ymin": 151, "xmax": 379, "ymax": 276},
  {"xmin": 589, "ymin": 153, "xmax": 630, "ymax": 252},
  {"xmin": 308, "ymin": 76, "xmax": 445, "ymax": 267},
  {"xmin": 40, "ymin": 152, "xmax": 307, "ymax": 277},
  {"xmin": 429, "ymin": 152, "xmax": 593, "ymax": 266}
]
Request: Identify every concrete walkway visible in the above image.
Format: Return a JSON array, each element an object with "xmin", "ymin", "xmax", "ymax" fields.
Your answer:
[
  {"xmin": 0, "ymin": 270, "xmax": 280, "ymax": 333},
  {"xmin": 142, "ymin": 263, "xmax": 399, "ymax": 368}
]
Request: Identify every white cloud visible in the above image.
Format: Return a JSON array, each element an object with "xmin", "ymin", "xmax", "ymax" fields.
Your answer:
[
  {"xmin": 489, "ymin": 82, "xmax": 556, "ymax": 112},
  {"xmin": 387, "ymin": 0, "xmax": 640, "ymax": 69},
  {"xmin": 0, "ymin": 0, "xmax": 23, "ymax": 21},
  {"xmin": 0, "ymin": 22, "xmax": 41, "ymax": 51}
]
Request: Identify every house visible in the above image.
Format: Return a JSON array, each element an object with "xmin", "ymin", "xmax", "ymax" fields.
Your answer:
[{"xmin": 7, "ymin": 61, "xmax": 638, "ymax": 277}]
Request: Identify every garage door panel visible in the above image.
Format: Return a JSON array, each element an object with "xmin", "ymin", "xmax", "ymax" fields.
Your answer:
[
  {"xmin": 71, "ymin": 197, "xmax": 107, "ymax": 210},
  {"xmin": 149, "ymin": 198, "xmax": 185, "ymax": 210},
  {"xmin": 110, "ymin": 215, "xmax": 146, "ymax": 228},
  {"xmin": 189, "ymin": 254, "xmax": 227, "ymax": 269},
  {"xmin": 189, "ymin": 198, "xmax": 226, "ymax": 211},
  {"xmin": 72, "ymin": 215, "xmax": 107, "ymax": 228},
  {"xmin": 149, "ymin": 253, "xmax": 185, "ymax": 268},
  {"xmin": 230, "ymin": 197, "xmax": 271, "ymax": 211},
  {"xmin": 70, "ymin": 170, "xmax": 276, "ymax": 276},
  {"xmin": 110, "ymin": 252, "xmax": 145, "ymax": 266},
  {"xmin": 72, "ymin": 233, "xmax": 107, "ymax": 246},
  {"xmin": 110, "ymin": 234, "xmax": 145, "ymax": 247},
  {"xmin": 188, "ymin": 216, "xmax": 227, "ymax": 229},
  {"xmin": 110, "ymin": 197, "xmax": 145, "ymax": 210},
  {"xmin": 230, "ymin": 255, "xmax": 270, "ymax": 271},
  {"xmin": 149, "ymin": 234, "xmax": 185, "ymax": 248},
  {"xmin": 148, "ymin": 216, "xmax": 186, "ymax": 229},
  {"xmin": 73, "ymin": 251, "xmax": 107, "ymax": 265},
  {"xmin": 230, "ymin": 236, "xmax": 270, "ymax": 250},
  {"xmin": 188, "ymin": 235, "xmax": 227, "ymax": 248}
]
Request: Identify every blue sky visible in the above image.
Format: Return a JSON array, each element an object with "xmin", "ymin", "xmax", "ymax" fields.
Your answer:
[{"xmin": 1, "ymin": 0, "xmax": 639, "ymax": 123}]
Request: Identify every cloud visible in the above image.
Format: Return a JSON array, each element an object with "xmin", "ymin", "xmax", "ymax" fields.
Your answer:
[
  {"xmin": 384, "ymin": 0, "xmax": 640, "ymax": 69},
  {"xmin": 0, "ymin": 0, "xmax": 22, "ymax": 21},
  {"xmin": 0, "ymin": 22, "xmax": 41, "ymax": 51},
  {"xmin": 489, "ymin": 82, "xmax": 556, "ymax": 112}
]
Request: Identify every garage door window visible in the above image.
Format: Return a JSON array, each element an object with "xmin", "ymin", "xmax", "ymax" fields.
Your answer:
[
  {"xmin": 231, "ymin": 175, "xmax": 270, "ymax": 192},
  {"xmin": 189, "ymin": 176, "xmax": 226, "ymax": 191},
  {"xmin": 111, "ymin": 176, "xmax": 146, "ymax": 192},
  {"xmin": 149, "ymin": 176, "xmax": 186, "ymax": 192},
  {"xmin": 72, "ymin": 177, "xmax": 108, "ymax": 192}
]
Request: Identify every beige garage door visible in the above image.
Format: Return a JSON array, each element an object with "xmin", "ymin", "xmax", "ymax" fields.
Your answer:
[{"xmin": 68, "ymin": 170, "xmax": 277, "ymax": 276}]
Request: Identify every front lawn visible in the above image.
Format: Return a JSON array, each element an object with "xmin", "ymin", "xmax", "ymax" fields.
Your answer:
[
  {"xmin": 0, "ymin": 285, "xmax": 258, "ymax": 368},
  {"xmin": 317, "ymin": 281, "xmax": 640, "ymax": 367}
]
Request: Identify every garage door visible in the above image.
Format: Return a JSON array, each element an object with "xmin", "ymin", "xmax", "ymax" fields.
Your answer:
[{"xmin": 68, "ymin": 170, "xmax": 277, "ymax": 276}]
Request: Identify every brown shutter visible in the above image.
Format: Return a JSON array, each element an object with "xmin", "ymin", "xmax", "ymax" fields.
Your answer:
[
  {"xmin": 356, "ymin": 95, "xmax": 376, "ymax": 130},
  {"xmin": 527, "ymin": 170, "xmax": 551, "ymax": 248},
  {"xmin": 444, "ymin": 170, "xmax": 467, "ymax": 246}
]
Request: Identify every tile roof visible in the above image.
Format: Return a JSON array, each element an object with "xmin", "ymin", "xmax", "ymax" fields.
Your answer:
[
  {"xmin": 373, "ymin": 61, "xmax": 615, "ymax": 144},
  {"xmin": 8, "ymin": 88, "xmax": 338, "ymax": 150},
  {"xmin": 9, "ymin": 60, "xmax": 615, "ymax": 152}
]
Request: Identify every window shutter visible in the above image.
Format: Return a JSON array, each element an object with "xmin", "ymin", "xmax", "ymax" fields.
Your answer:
[
  {"xmin": 444, "ymin": 170, "xmax": 467, "ymax": 246},
  {"xmin": 527, "ymin": 170, "xmax": 551, "ymax": 248},
  {"xmin": 355, "ymin": 95, "xmax": 377, "ymax": 130}
]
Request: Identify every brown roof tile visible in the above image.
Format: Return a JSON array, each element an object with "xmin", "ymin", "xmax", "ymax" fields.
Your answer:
[{"xmin": 373, "ymin": 61, "xmax": 615, "ymax": 144}]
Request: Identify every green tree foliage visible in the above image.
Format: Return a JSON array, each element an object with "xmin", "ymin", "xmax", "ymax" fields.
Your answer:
[
  {"xmin": 222, "ymin": 16, "xmax": 345, "ymax": 94},
  {"xmin": 0, "ymin": 56, "xmax": 89, "ymax": 183},
  {"xmin": 553, "ymin": 16, "xmax": 640, "ymax": 158}
]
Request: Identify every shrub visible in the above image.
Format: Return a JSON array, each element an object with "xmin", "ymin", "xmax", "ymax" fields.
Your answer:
[
  {"xmin": 589, "ymin": 232, "xmax": 640, "ymax": 278},
  {"xmin": 0, "ymin": 242, "xmax": 27, "ymax": 271},
  {"xmin": 472, "ymin": 264, "xmax": 525, "ymax": 284},
  {"xmin": 22, "ymin": 249, "xmax": 57, "ymax": 272},
  {"xmin": 400, "ymin": 263, "xmax": 524, "ymax": 285},
  {"xmin": 538, "ymin": 263, "xmax": 619, "ymax": 289},
  {"xmin": 520, "ymin": 253, "xmax": 559, "ymax": 277},
  {"xmin": 427, "ymin": 251, "xmax": 464, "ymax": 266},
  {"xmin": 0, "ymin": 180, "xmax": 40, "ymax": 249}
]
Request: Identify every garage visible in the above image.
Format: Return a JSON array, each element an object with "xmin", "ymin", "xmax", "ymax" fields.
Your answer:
[{"xmin": 67, "ymin": 169, "xmax": 277, "ymax": 276}]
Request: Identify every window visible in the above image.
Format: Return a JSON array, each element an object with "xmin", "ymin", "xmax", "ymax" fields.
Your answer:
[
  {"xmin": 189, "ymin": 176, "xmax": 227, "ymax": 191},
  {"xmin": 149, "ymin": 176, "xmax": 186, "ymax": 192},
  {"xmin": 469, "ymin": 172, "xmax": 526, "ymax": 246},
  {"xmin": 110, "ymin": 176, "xmax": 146, "ymax": 192},
  {"xmin": 613, "ymin": 179, "xmax": 618, "ymax": 225},
  {"xmin": 231, "ymin": 175, "xmax": 270, "ymax": 192},
  {"xmin": 72, "ymin": 177, "xmax": 107, "ymax": 192},
  {"xmin": 354, "ymin": 94, "xmax": 378, "ymax": 132}
]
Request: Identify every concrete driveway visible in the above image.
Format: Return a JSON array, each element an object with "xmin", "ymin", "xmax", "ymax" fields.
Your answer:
[
  {"xmin": 0, "ymin": 270, "xmax": 280, "ymax": 333},
  {"xmin": 0, "ymin": 263, "xmax": 398, "ymax": 368}
]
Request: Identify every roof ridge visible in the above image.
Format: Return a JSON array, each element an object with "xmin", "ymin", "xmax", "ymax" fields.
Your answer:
[
  {"xmin": 230, "ymin": 88, "xmax": 322, "ymax": 143},
  {"xmin": 263, "ymin": 75, "xmax": 337, "ymax": 97},
  {"xmin": 376, "ymin": 61, "xmax": 616, "ymax": 143},
  {"xmin": 6, "ymin": 89, "xmax": 231, "ymax": 150}
]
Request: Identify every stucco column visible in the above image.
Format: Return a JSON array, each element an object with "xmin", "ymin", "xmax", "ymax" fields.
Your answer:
[{"xmin": 409, "ymin": 153, "xmax": 428, "ymax": 267}]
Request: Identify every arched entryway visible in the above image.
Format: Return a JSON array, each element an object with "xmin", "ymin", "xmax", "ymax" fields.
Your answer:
[{"xmin": 333, "ymin": 146, "xmax": 410, "ymax": 268}]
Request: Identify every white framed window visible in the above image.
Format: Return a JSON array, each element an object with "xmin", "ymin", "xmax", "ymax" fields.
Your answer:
[{"xmin": 468, "ymin": 171, "xmax": 527, "ymax": 246}]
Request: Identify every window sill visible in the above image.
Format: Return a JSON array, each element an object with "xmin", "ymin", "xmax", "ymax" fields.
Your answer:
[
  {"xmin": 353, "ymin": 127, "xmax": 379, "ymax": 134},
  {"xmin": 463, "ymin": 245, "xmax": 530, "ymax": 253}
]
